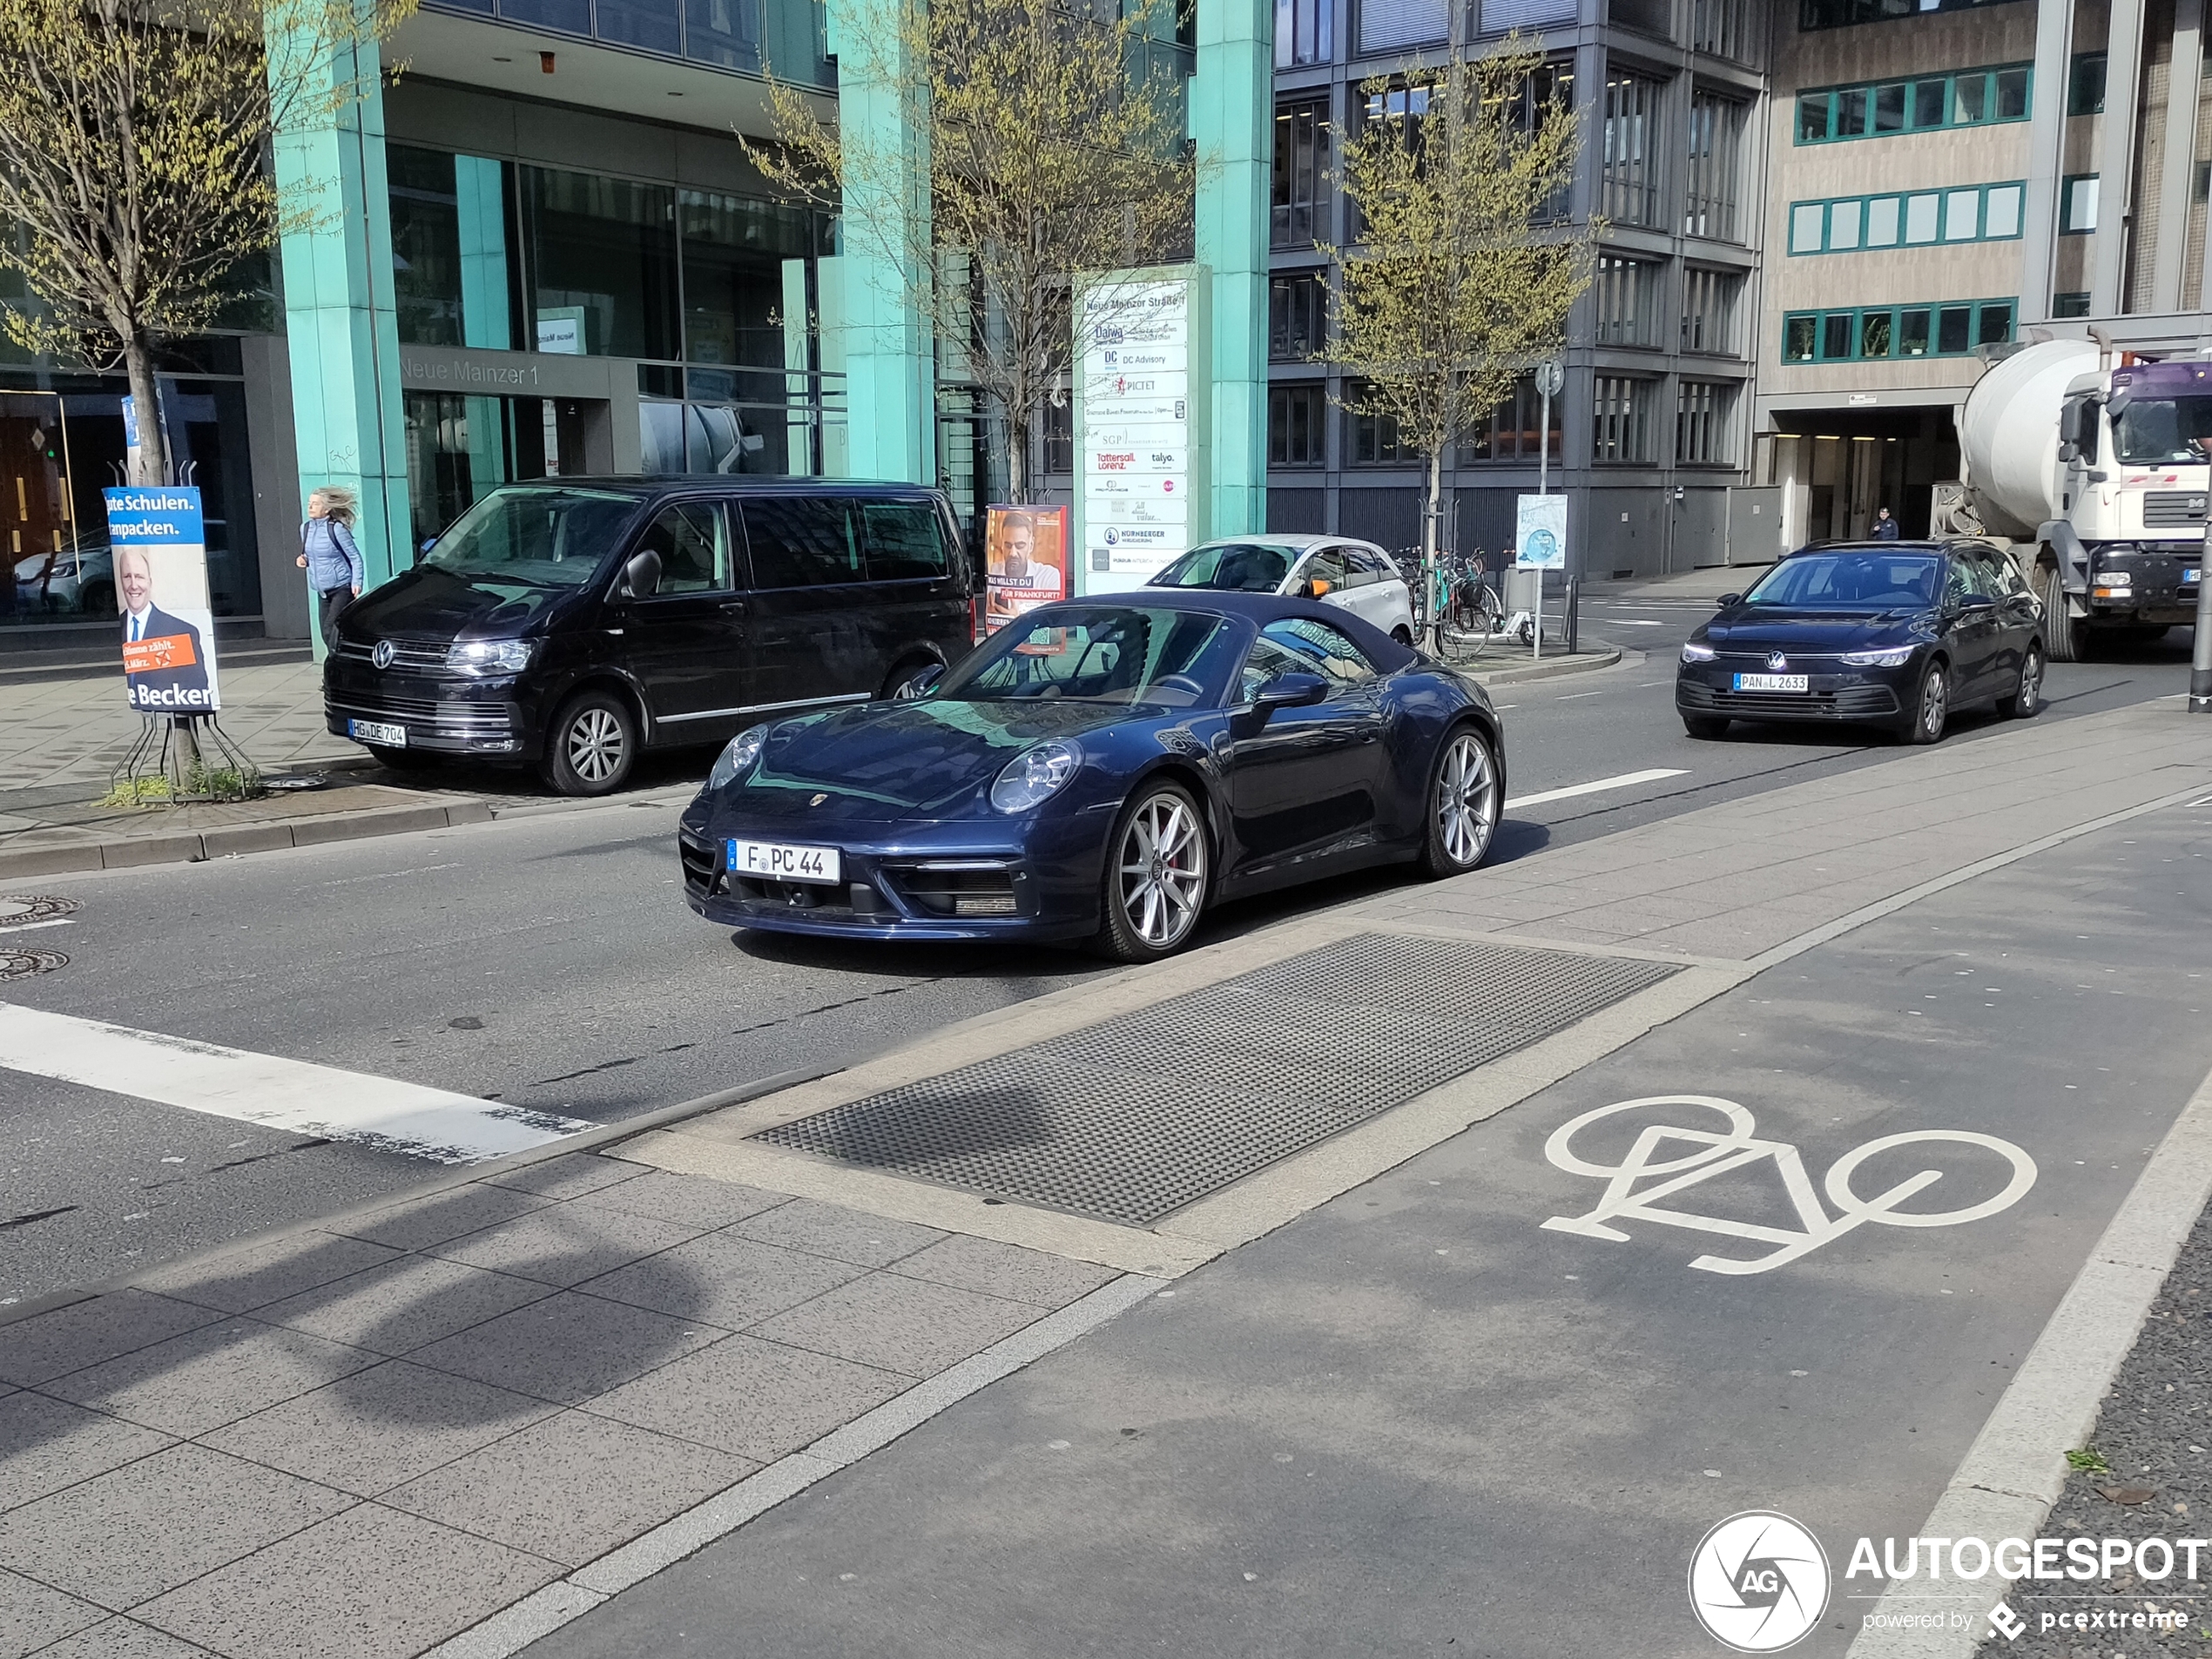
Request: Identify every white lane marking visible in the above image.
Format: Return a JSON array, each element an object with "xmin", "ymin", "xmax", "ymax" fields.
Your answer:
[
  {"xmin": 0, "ymin": 1002, "xmax": 595, "ymax": 1163},
  {"xmin": 0, "ymin": 919, "xmax": 74, "ymax": 935},
  {"xmin": 1554, "ymin": 691, "xmax": 1603, "ymax": 700},
  {"xmin": 1504, "ymin": 767, "xmax": 1689, "ymax": 811},
  {"xmin": 1607, "ymin": 619, "xmax": 1668, "ymax": 626}
]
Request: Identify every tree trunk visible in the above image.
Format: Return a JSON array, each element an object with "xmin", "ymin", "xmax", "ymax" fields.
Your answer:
[
  {"xmin": 1423, "ymin": 444, "xmax": 1443, "ymax": 587},
  {"xmin": 1005, "ymin": 407, "xmax": 1030, "ymax": 504},
  {"xmin": 122, "ymin": 335, "xmax": 168, "ymax": 487}
]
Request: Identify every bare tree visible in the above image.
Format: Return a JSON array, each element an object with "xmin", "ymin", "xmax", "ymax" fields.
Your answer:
[
  {"xmin": 0, "ymin": 0, "xmax": 416, "ymax": 484},
  {"xmin": 749, "ymin": 0, "xmax": 1193, "ymax": 502},
  {"xmin": 1318, "ymin": 37, "xmax": 1595, "ymax": 570}
]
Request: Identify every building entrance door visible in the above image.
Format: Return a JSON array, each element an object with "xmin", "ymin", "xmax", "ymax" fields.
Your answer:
[
  {"xmin": 0, "ymin": 392, "xmax": 88, "ymax": 626},
  {"xmin": 404, "ymin": 393, "xmax": 603, "ymax": 559}
]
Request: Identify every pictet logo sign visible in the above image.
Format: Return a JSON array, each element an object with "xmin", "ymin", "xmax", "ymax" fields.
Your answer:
[{"xmin": 1689, "ymin": 1512, "xmax": 1831, "ymax": 1652}]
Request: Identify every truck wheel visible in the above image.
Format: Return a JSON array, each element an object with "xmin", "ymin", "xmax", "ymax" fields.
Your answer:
[{"xmin": 2036, "ymin": 563, "xmax": 2082, "ymax": 663}]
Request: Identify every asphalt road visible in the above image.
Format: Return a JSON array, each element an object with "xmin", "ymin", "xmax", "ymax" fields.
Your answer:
[
  {"xmin": 528, "ymin": 800, "xmax": 2212, "ymax": 1659},
  {"xmin": 0, "ymin": 613, "xmax": 2195, "ymax": 1305}
]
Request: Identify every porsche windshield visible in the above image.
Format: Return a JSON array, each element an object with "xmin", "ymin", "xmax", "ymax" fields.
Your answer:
[
  {"xmin": 941, "ymin": 606, "xmax": 1234, "ymax": 706},
  {"xmin": 421, "ymin": 487, "xmax": 640, "ymax": 588},
  {"xmin": 1743, "ymin": 553, "xmax": 1944, "ymax": 610},
  {"xmin": 2112, "ymin": 395, "xmax": 2212, "ymax": 464}
]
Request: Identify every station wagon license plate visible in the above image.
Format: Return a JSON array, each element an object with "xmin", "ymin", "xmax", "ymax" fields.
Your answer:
[
  {"xmin": 347, "ymin": 719, "xmax": 406, "ymax": 746},
  {"xmin": 729, "ymin": 839, "xmax": 842, "ymax": 885},
  {"xmin": 1732, "ymin": 673, "xmax": 1809, "ymax": 693}
]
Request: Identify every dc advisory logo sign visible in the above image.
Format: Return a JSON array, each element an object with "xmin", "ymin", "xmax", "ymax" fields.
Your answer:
[{"xmin": 1689, "ymin": 1512, "xmax": 1831, "ymax": 1652}]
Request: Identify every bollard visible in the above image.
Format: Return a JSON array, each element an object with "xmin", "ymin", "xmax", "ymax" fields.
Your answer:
[{"xmin": 2193, "ymin": 518, "xmax": 2212, "ymax": 711}]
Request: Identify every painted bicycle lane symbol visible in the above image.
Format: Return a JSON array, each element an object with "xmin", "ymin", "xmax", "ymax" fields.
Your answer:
[{"xmin": 1541, "ymin": 1096, "xmax": 2037, "ymax": 1276}]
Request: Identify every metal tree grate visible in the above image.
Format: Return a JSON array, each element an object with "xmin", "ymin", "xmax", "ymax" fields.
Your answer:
[{"xmin": 753, "ymin": 934, "xmax": 1681, "ymax": 1225}]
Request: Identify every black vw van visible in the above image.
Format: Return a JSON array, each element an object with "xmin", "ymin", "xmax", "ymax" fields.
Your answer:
[{"xmin": 325, "ymin": 479, "xmax": 979, "ymax": 795}]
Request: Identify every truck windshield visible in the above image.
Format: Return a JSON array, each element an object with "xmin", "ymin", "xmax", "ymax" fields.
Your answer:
[
  {"xmin": 2111, "ymin": 396, "xmax": 2212, "ymax": 464},
  {"xmin": 421, "ymin": 487, "xmax": 640, "ymax": 588}
]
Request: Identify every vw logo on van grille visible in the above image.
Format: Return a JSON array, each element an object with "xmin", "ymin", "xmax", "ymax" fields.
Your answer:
[{"xmin": 372, "ymin": 640, "xmax": 395, "ymax": 671}]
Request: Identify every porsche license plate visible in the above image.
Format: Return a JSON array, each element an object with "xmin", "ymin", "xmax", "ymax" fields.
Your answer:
[
  {"xmin": 347, "ymin": 719, "xmax": 406, "ymax": 745},
  {"xmin": 1733, "ymin": 673, "xmax": 1809, "ymax": 693},
  {"xmin": 729, "ymin": 839, "xmax": 842, "ymax": 885}
]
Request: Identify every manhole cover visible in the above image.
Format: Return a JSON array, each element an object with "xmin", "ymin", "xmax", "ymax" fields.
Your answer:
[
  {"xmin": 0, "ymin": 896, "xmax": 78, "ymax": 925},
  {"xmin": 0, "ymin": 950, "xmax": 69, "ymax": 981},
  {"xmin": 756, "ymin": 934, "xmax": 1683, "ymax": 1225}
]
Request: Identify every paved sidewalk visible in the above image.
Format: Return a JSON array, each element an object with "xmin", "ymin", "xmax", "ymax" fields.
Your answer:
[{"xmin": 2, "ymin": 700, "xmax": 2208, "ymax": 1659}]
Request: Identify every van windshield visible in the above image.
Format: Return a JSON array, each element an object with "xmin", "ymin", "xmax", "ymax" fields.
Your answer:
[{"xmin": 421, "ymin": 487, "xmax": 640, "ymax": 588}]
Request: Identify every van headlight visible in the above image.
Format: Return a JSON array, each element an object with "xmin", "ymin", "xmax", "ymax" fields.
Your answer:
[
  {"xmin": 709, "ymin": 724, "xmax": 770, "ymax": 791},
  {"xmin": 445, "ymin": 639, "xmax": 534, "ymax": 675},
  {"xmin": 990, "ymin": 739, "xmax": 1082, "ymax": 813}
]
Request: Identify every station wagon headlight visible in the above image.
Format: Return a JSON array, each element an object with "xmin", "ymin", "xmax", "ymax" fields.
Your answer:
[
  {"xmin": 710, "ymin": 724, "xmax": 770, "ymax": 791},
  {"xmin": 445, "ymin": 638, "xmax": 534, "ymax": 675},
  {"xmin": 1840, "ymin": 645, "xmax": 1915, "ymax": 667},
  {"xmin": 1680, "ymin": 642, "xmax": 1716, "ymax": 663},
  {"xmin": 990, "ymin": 739, "xmax": 1082, "ymax": 813}
]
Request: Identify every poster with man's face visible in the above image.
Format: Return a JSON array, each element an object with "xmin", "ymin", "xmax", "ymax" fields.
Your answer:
[
  {"xmin": 104, "ymin": 488, "xmax": 220, "ymax": 714},
  {"xmin": 985, "ymin": 505, "xmax": 1067, "ymax": 630}
]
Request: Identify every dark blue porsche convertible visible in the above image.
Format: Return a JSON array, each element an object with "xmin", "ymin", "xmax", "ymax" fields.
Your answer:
[{"xmin": 677, "ymin": 591, "xmax": 1507, "ymax": 961}]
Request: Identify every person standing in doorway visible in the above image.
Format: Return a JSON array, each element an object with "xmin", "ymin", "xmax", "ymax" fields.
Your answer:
[
  {"xmin": 298, "ymin": 488, "xmax": 365, "ymax": 650},
  {"xmin": 1871, "ymin": 506, "xmax": 1900, "ymax": 541}
]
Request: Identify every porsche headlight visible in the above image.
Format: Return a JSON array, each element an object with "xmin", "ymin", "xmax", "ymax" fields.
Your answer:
[
  {"xmin": 989, "ymin": 739, "xmax": 1082, "ymax": 813},
  {"xmin": 709, "ymin": 724, "xmax": 770, "ymax": 791},
  {"xmin": 1680, "ymin": 642, "xmax": 1716, "ymax": 663},
  {"xmin": 1840, "ymin": 645, "xmax": 1915, "ymax": 667}
]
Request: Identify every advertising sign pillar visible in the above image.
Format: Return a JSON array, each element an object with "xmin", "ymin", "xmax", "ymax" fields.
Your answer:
[
  {"xmin": 1075, "ymin": 267, "xmax": 1210, "ymax": 594},
  {"xmin": 105, "ymin": 486, "xmax": 222, "ymax": 718},
  {"xmin": 1516, "ymin": 492, "xmax": 1568, "ymax": 662},
  {"xmin": 1191, "ymin": 0, "xmax": 1271, "ymax": 540}
]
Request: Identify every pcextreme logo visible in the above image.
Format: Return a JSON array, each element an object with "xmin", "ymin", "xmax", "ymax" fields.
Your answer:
[{"xmin": 1689, "ymin": 1512, "xmax": 1831, "ymax": 1652}]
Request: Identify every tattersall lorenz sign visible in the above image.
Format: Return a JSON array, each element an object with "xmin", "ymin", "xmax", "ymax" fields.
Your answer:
[{"xmin": 103, "ymin": 487, "xmax": 221, "ymax": 714}]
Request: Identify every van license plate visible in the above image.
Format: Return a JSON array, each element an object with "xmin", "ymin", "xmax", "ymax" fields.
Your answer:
[
  {"xmin": 2187, "ymin": 567, "xmax": 2202, "ymax": 584},
  {"xmin": 347, "ymin": 719, "xmax": 406, "ymax": 745},
  {"xmin": 729, "ymin": 840, "xmax": 842, "ymax": 885},
  {"xmin": 1733, "ymin": 673, "xmax": 1809, "ymax": 693}
]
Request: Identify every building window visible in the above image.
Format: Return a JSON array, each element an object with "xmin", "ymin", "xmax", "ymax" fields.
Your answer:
[
  {"xmin": 518, "ymin": 164, "xmax": 682, "ymax": 361},
  {"xmin": 1601, "ymin": 73, "xmax": 1665, "ymax": 227},
  {"xmin": 1460, "ymin": 374, "xmax": 1563, "ymax": 464},
  {"xmin": 2053, "ymin": 291, "xmax": 2093, "ymax": 318},
  {"xmin": 390, "ymin": 146, "xmax": 467, "ymax": 348},
  {"xmin": 1270, "ymin": 273, "xmax": 1326, "ymax": 361},
  {"xmin": 1277, "ymin": 0, "xmax": 1334, "ymax": 66},
  {"xmin": 2060, "ymin": 174, "xmax": 2099, "ymax": 234},
  {"xmin": 1592, "ymin": 375, "xmax": 1654, "ymax": 463},
  {"xmin": 1346, "ymin": 383, "xmax": 1415, "ymax": 463},
  {"xmin": 1358, "ymin": 0, "xmax": 1446, "ymax": 55},
  {"xmin": 1786, "ymin": 181, "xmax": 2027, "ymax": 253},
  {"xmin": 1779, "ymin": 299, "xmax": 2016, "ymax": 361},
  {"xmin": 1271, "ymin": 382, "xmax": 1326, "ymax": 466},
  {"xmin": 1676, "ymin": 381, "xmax": 1737, "ymax": 466},
  {"xmin": 1684, "ymin": 91, "xmax": 1744, "ymax": 240},
  {"xmin": 1691, "ymin": 0, "xmax": 1751, "ymax": 57},
  {"xmin": 1799, "ymin": 0, "xmax": 2024, "ymax": 30},
  {"xmin": 2068, "ymin": 51, "xmax": 2106, "ymax": 114},
  {"xmin": 1043, "ymin": 397, "xmax": 1073, "ymax": 475},
  {"xmin": 1611, "ymin": 0, "xmax": 1671, "ymax": 37},
  {"xmin": 1497, "ymin": 58, "xmax": 1578, "ymax": 221},
  {"xmin": 1593, "ymin": 256, "xmax": 1662, "ymax": 347},
  {"xmin": 1681, "ymin": 266, "xmax": 1741, "ymax": 354},
  {"xmin": 1273, "ymin": 100, "xmax": 1330, "ymax": 250},
  {"xmin": 1795, "ymin": 64, "xmax": 2031, "ymax": 141}
]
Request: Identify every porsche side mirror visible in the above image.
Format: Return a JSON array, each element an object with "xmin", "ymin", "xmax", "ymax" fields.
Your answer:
[
  {"xmin": 889, "ymin": 663, "xmax": 945, "ymax": 700},
  {"xmin": 1254, "ymin": 671, "xmax": 1328, "ymax": 713},
  {"xmin": 619, "ymin": 548, "xmax": 662, "ymax": 600},
  {"xmin": 1716, "ymin": 592, "xmax": 1742, "ymax": 609}
]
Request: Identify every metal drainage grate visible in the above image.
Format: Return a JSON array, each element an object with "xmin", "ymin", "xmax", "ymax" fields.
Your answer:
[
  {"xmin": 0, "ymin": 950, "xmax": 68, "ymax": 981},
  {"xmin": 753, "ymin": 934, "xmax": 1681, "ymax": 1226}
]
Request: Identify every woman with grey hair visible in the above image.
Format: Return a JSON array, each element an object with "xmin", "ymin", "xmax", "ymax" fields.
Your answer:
[{"xmin": 297, "ymin": 487, "xmax": 366, "ymax": 651}]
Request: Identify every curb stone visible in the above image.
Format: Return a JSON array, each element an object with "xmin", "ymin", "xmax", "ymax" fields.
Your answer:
[{"xmin": 0, "ymin": 796, "xmax": 497, "ymax": 880}]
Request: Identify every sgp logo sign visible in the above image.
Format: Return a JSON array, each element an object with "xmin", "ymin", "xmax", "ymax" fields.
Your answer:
[{"xmin": 1689, "ymin": 1512, "xmax": 1831, "ymax": 1652}]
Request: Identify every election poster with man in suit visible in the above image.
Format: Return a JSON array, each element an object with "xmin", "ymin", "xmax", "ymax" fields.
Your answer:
[{"xmin": 104, "ymin": 488, "xmax": 221, "ymax": 714}]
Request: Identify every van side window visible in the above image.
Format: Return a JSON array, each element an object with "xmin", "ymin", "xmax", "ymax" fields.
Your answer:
[
  {"xmin": 861, "ymin": 502, "xmax": 948, "ymax": 580},
  {"xmin": 738, "ymin": 498, "xmax": 862, "ymax": 588},
  {"xmin": 637, "ymin": 502, "xmax": 729, "ymax": 595}
]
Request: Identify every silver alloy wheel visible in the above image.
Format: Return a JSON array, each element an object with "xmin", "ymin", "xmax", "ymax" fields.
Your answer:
[
  {"xmin": 1919, "ymin": 666, "xmax": 1947, "ymax": 739},
  {"xmin": 1116, "ymin": 792, "xmax": 1205, "ymax": 949},
  {"xmin": 2017, "ymin": 648, "xmax": 2042, "ymax": 713},
  {"xmin": 1435, "ymin": 732, "xmax": 1496, "ymax": 867},
  {"xmin": 566, "ymin": 706, "xmax": 626, "ymax": 785}
]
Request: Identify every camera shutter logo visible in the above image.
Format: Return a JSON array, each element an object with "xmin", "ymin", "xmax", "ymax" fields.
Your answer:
[{"xmin": 1688, "ymin": 1511, "xmax": 1829, "ymax": 1652}]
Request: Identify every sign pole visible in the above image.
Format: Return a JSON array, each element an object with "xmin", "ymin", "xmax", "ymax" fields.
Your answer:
[
  {"xmin": 2190, "ymin": 515, "xmax": 2212, "ymax": 711},
  {"xmin": 1530, "ymin": 361, "xmax": 1565, "ymax": 664}
]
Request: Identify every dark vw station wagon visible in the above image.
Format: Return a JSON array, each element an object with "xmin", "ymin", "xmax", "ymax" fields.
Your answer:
[{"xmin": 325, "ymin": 479, "xmax": 978, "ymax": 794}]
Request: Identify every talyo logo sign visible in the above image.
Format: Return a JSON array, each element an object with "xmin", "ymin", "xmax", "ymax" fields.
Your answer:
[{"xmin": 1689, "ymin": 1512, "xmax": 1830, "ymax": 1652}]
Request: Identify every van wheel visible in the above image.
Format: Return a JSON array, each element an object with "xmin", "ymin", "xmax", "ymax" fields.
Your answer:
[
  {"xmin": 879, "ymin": 655, "xmax": 939, "ymax": 699},
  {"xmin": 542, "ymin": 689, "xmax": 637, "ymax": 796}
]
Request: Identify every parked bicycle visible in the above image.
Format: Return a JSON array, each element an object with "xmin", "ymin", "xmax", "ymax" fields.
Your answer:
[{"xmin": 1392, "ymin": 546, "xmax": 1507, "ymax": 664}]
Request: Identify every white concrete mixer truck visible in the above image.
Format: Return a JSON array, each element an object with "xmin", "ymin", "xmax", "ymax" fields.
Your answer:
[{"xmin": 1942, "ymin": 337, "xmax": 2208, "ymax": 660}]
